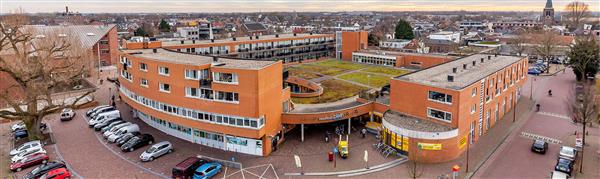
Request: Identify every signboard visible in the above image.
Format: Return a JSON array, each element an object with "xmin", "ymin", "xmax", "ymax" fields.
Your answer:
[
  {"xmin": 459, "ymin": 135, "xmax": 468, "ymax": 149},
  {"xmin": 418, "ymin": 142, "xmax": 442, "ymax": 150},
  {"xmin": 319, "ymin": 113, "xmax": 344, "ymax": 121}
]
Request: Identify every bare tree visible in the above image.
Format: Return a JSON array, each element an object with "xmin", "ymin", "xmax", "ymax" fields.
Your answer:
[
  {"xmin": 0, "ymin": 14, "xmax": 96, "ymax": 140},
  {"xmin": 508, "ymin": 31, "xmax": 529, "ymax": 56},
  {"xmin": 407, "ymin": 149, "xmax": 424, "ymax": 179},
  {"xmin": 570, "ymin": 81, "xmax": 598, "ymax": 173},
  {"xmin": 533, "ymin": 30, "xmax": 557, "ymax": 73},
  {"xmin": 564, "ymin": 1, "xmax": 590, "ymax": 30}
]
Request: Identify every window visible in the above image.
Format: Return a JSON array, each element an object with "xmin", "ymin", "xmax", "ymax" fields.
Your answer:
[
  {"xmin": 100, "ymin": 49, "xmax": 110, "ymax": 54},
  {"xmin": 140, "ymin": 63, "xmax": 147, "ymax": 71},
  {"xmin": 472, "ymin": 88, "xmax": 477, "ymax": 97},
  {"xmin": 159, "ymin": 83, "xmax": 170, "ymax": 93},
  {"xmin": 185, "ymin": 87, "xmax": 199, "ymax": 97},
  {"xmin": 428, "ymin": 91, "xmax": 452, "ymax": 104},
  {"xmin": 185, "ymin": 69, "xmax": 198, "ymax": 80},
  {"xmin": 100, "ymin": 40, "xmax": 109, "ymax": 44},
  {"xmin": 200, "ymin": 89, "xmax": 214, "ymax": 100},
  {"xmin": 427, "ymin": 108, "xmax": 452, "ymax": 122},
  {"xmin": 140, "ymin": 78, "xmax": 148, "ymax": 87},
  {"xmin": 213, "ymin": 72, "xmax": 238, "ymax": 84},
  {"xmin": 471, "ymin": 104, "xmax": 476, "ymax": 114},
  {"xmin": 215, "ymin": 91, "xmax": 239, "ymax": 102},
  {"xmin": 159, "ymin": 67, "xmax": 169, "ymax": 76},
  {"xmin": 121, "ymin": 70, "xmax": 132, "ymax": 81}
]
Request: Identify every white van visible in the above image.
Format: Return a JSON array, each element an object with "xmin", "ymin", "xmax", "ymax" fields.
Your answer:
[
  {"xmin": 104, "ymin": 122, "xmax": 132, "ymax": 138},
  {"xmin": 88, "ymin": 107, "xmax": 116, "ymax": 120},
  {"xmin": 86, "ymin": 105, "xmax": 110, "ymax": 117},
  {"xmin": 88, "ymin": 110, "xmax": 120, "ymax": 127},
  {"xmin": 108, "ymin": 124, "xmax": 140, "ymax": 143}
]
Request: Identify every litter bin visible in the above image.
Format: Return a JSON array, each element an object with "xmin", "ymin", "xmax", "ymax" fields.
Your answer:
[{"xmin": 328, "ymin": 152, "xmax": 334, "ymax": 161}]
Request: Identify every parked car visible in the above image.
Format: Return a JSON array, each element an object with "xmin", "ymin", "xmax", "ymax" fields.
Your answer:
[
  {"xmin": 121, "ymin": 134, "xmax": 154, "ymax": 152},
  {"xmin": 550, "ymin": 171, "xmax": 569, "ymax": 179},
  {"xmin": 140, "ymin": 141, "xmax": 173, "ymax": 162},
  {"xmin": 101, "ymin": 120, "xmax": 127, "ymax": 133},
  {"xmin": 559, "ymin": 146, "xmax": 577, "ymax": 161},
  {"xmin": 88, "ymin": 110, "xmax": 120, "ymax": 127},
  {"xmin": 14, "ymin": 130, "xmax": 28, "ymax": 140},
  {"xmin": 528, "ymin": 68, "xmax": 542, "ymax": 75},
  {"xmin": 555, "ymin": 158, "xmax": 573, "ymax": 176},
  {"xmin": 24, "ymin": 161, "xmax": 66, "ymax": 179},
  {"xmin": 116, "ymin": 132, "xmax": 141, "ymax": 147},
  {"xmin": 94, "ymin": 118, "xmax": 122, "ymax": 131},
  {"xmin": 108, "ymin": 124, "xmax": 140, "ymax": 142},
  {"xmin": 86, "ymin": 105, "xmax": 110, "ymax": 117},
  {"xmin": 10, "ymin": 153, "xmax": 49, "ymax": 172},
  {"xmin": 193, "ymin": 162, "xmax": 222, "ymax": 179},
  {"xmin": 172, "ymin": 157, "xmax": 207, "ymax": 179},
  {"xmin": 39, "ymin": 167, "xmax": 71, "ymax": 179},
  {"xmin": 10, "ymin": 140, "xmax": 42, "ymax": 156},
  {"xmin": 88, "ymin": 106, "xmax": 116, "ymax": 120},
  {"xmin": 531, "ymin": 140, "xmax": 548, "ymax": 154},
  {"xmin": 103, "ymin": 122, "xmax": 132, "ymax": 138},
  {"xmin": 11, "ymin": 147, "xmax": 46, "ymax": 163},
  {"xmin": 11, "ymin": 122, "xmax": 46, "ymax": 132},
  {"xmin": 59, "ymin": 108, "xmax": 75, "ymax": 121}
]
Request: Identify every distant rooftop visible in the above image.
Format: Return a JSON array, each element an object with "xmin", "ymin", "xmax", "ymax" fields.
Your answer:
[
  {"xmin": 161, "ymin": 33, "xmax": 333, "ymax": 46},
  {"xmin": 123, "ymin": 48, "xmax": 276, "ymax": 70},
  {"xmin": 356, "ymin": 50, "xmax": 455, "ymax": 59},
  {"xmin": 25, "ymin": 24, "xmax": 115, "ymax": 48},
  {"xmin": 384, "ymin": 110, "xmax": 454, "ymax": 132},
  {"xmin": 395, "ymin": 54, "xmax": 525, "ymax": 90}
]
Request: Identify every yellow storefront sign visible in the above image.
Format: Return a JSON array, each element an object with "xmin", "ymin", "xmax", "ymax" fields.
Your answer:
[
  {"xmin": 418, "ymin": 142, "xmax": 442, "ymax": 150},
  {"xmin": 459, "ymin": 135, "xmax": 468, "ymax": 149}
]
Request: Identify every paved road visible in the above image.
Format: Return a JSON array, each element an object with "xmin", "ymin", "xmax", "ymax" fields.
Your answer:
[{"xmin": 475, "ymin": 69, "xmax": 581, "ymax": 178}]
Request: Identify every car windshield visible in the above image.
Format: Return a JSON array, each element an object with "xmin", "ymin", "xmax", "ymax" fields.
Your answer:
[
  {"xmin": 128, "ymin": 137, "xmax": 140, "ymax": 144},
  {"xmin": 194, "ymin": 171, "xmax": 205, "ymax": 176},
  {"xmin": 562, "ymin": 148, "xmax": 574, "ymax": 156},
  {"xmin": 145, "ymin": 146, "xmax": 158, "ymax": 153}
]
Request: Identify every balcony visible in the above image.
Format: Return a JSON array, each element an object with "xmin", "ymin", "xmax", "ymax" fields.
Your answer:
[{"xmin": 199, "ymin": 79, "xmax": 212, "ymax": 88}]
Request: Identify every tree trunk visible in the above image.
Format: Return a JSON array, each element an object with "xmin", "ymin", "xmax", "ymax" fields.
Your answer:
[{"xmin": 23, "ymin": 115, "xmax": 45, "ymax": 140}]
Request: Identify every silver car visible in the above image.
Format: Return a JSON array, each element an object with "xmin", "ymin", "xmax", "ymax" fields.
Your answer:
[{"xmin": 140, "ymin": 141, "xmax": 173, "ymax": 162}]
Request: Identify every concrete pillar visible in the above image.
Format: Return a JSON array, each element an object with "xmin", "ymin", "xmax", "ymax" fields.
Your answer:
[
  {"xmin": 370, "ymin": 113, "xmax": 374, "ymax": 122},
  {"xmin": 348, "ymin": 118, "xmax": 351, "ymax": 134},
  {"xmin": 301, "ymin": 124, "xmax": 305, "ymax": 142}
]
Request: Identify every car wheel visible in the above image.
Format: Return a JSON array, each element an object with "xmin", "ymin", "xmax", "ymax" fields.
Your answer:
[
  {"xmin": 149, "ymin": 157, "xmax": 154, "ymax": 161},
  {"xmin": 148, "ymin": 141, "xmax": 153, "ymax": 145},
  {"xmin": 42, "ymin": 160, "xmax": 47, "ymax": 164},
  {"xmin": 168, "ymin": 149, "xmax": 173, "ymax": 153},
  {"xmin": 129, "ymin": 148, "xmax": 134, "ymax": 152},
  {"xmin": 16, "ymin": 168, "xmax": 22, "ymax": 172}
]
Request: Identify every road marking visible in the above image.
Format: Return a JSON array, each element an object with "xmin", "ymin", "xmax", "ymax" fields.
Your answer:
[
  {"xmin": 521, "ymin": 132, "xmax": 562, "ymax": 144},
  {"xmin": 537, "ymin": 112, "xmax": 571, "ymax": 120}
]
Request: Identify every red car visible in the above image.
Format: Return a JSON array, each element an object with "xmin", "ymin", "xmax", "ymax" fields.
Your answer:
[
  {"xmin": 10, "ymin": 153, "xmax": 49, "ymax": 172},
  {"xmin": 40, "ymin": 167, "xmax": 71, "ymax": 179}
]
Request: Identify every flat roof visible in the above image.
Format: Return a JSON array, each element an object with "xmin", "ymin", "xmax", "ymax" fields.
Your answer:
[
  {"xmin": 384, "ymin": 110, "xmax": 454, "ymax": 132},
  {"xmin": 123, "ymin": 49, "xmax": 276, "ymax": 70},
  {"xmin": 395, "ymin": 54, "xmax": 524, "ymax": 90},
  {"xmin": 162, "ymin": 33, "xmax": 333, "ymax": 47}
]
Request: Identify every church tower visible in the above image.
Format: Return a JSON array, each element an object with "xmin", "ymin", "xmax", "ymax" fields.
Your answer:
[{"xmin": 543, "ymin": 0, "xmax": 555, "ymax": 25}]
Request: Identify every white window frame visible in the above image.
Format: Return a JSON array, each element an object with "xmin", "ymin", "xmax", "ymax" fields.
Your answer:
[
  {"xmin": 140, "ymin": 63, "xmax": 148, "ymax": 72},
  {"xmin": 212, "ymin": 72, "xmax": 239, "ymax": 85},
  {"xmin": 159, "ymin": 83, "xmax": 171, "ymax": 93},
  {"xmin": 140, "ymin": 78, "xmax": 148, "ymax": 87},
  {"xmin": 427, "ymin": 107, "xmax": 452, "ymax": 123},
  {"xmin": 185, "ymin": 69, "xmax": 198, "ymax": 80},
  {"xmin": 428, "ymin": 91, "xmax": 453, "ymax": 105},
  {"xmin": 159, "ymin": 67, "xmax": 170, "ymax": 76}
]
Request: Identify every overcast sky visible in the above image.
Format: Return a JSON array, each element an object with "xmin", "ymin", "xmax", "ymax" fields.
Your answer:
[{"xmin": 1, "ymin": 0, "xmax": 599, "ymax": 13}]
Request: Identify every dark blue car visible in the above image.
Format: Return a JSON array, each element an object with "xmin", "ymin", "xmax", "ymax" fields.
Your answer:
[
  {"xmin": 14, "ymin": 130, "xmax": 28, "ymax": 139},
  {"xmin": 528, "ymin": 68, "xmax": 541, "ymax": 75}
]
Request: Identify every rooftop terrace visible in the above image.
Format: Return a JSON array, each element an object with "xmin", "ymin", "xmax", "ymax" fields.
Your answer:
[
  {"xmin": 383, "ymin": 110, "xmax": 454, "ymax": 132},
  {"xmin": 395, "ymin": 54, "xmax": 524, "ymax": 90},
  {"xmin": 123, "ymin": 49, "xmax": 277, "ymax": 70}
]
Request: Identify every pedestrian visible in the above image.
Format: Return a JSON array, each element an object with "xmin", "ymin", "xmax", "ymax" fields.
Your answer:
[
  {"xmin": 111, "ymin": 95, "xmax": 115, "ymax": 102},
  {"xmin": 112, "ymin": 100, "xmax": 116, "ymax": 107},
  {"xmin": 361, "ymin": 128, "xmax": 366, "ymax": 138}
]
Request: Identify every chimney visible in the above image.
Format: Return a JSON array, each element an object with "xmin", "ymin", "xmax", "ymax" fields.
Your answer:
[
  {"xmin": 152, "ymin": 49, "xmax": 157, "ymax": 53},
  {"xmin": 192, "ymin": 40, "xmax": 196, "ymax": 44},
  {"xmin": 211, "ymin": 39, "xmax": 214, "ymax": 43},
  {"xmin": 463, "ymin": 64, "xmax": 467, "ymax": 69},
  {"xmin": 275, "ymin": 34, "xmax": 279, "ymax": 38},
  {"xmin": 447, "ymin": 74, "xmax": 455, "ymax": 82},
  {"xmin": 480, "ymin": 58, "xmax": 484, "ymax": 63},
  {"xmin": 232, "ymin": 37, "xmax": 236, "ymax": 41},
  {"xmin": 256, "ymin": 35, "xmax": 259, "ymax": 39},
  {"xmin": 180, "ymin": 40, "xmax": 184, "ymax": 44},
  {"xmin": 472, "ymin": 61, "xmax": 476, "ymax": 66},
  {"xmin": 487, "ymin": 55, "xmax": 491, "ymax": 60},
  {"xmin": 293, "ymin": 33, "xmax": 297, "ymax": 36},
  {"xmin": 452, "ymin": 67, "xmax": 458, "ymax": 73},
  {"xmin": 213, "ymin": 56, "xmax": 218, "ymax": 62}
]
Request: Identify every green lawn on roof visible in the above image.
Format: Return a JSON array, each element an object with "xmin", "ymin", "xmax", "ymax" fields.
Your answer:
[
  {"xmin": 361, "ymin": 66, "xmax": 410, "ymax": 76},
  {"xmin": 338, "ymin": 72, "xmax": 391, "ymax": 88},
  {"xmin": 310, "ymin": 59, "xmax": 366, "ymax": 71},
  {"xmin": 287, "ymin": 67, "xmax": 323, "ymax": 80},
  {"xmin": 293, "ymin": 64, "xmax": 348, "ymax": 76},
  {"xmin": 291, "ymin": 79, "xmax": 368, "ymax": 104}
]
